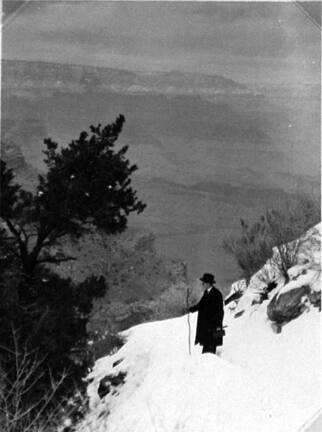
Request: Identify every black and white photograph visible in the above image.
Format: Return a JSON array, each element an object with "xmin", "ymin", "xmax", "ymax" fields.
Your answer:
[{"xmin": 1, "ymin": 1, "xmax": 321, "ymax": 431}]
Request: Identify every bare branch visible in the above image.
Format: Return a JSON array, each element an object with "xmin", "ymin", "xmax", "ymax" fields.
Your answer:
[
  {"xmin": 36, "ymin": 255, "xmax": 76, "ymax": 265},
  {"xmin": 0, "ymin": 329, "xmax": 68, "ymax": 432}
]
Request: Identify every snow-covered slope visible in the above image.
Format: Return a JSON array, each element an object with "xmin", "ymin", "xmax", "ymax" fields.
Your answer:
[{"xmin": 78, "ymin": 225, "xmax": 321, "ymax": 432}]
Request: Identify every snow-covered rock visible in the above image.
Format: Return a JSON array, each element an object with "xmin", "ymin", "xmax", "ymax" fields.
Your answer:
[
  {"xmin": 231, "ymin": 223, "xmax": 321, "ymax": 318},
  {"xmin": 267, "ymin": 284, "xmax": 311, "ymax": 324}
]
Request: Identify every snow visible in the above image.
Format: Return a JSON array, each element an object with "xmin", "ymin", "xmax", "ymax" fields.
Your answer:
[
  {"xmin": 277, "ymin": 269, "xmax": 320, "ymax": 297},
  {"xmin": 78, "ymin": 225, "xmax": 321, "ymax": 432},
  {"xmin": 78, "ymin": 306, "xmax": 321, "ymax": 432}
]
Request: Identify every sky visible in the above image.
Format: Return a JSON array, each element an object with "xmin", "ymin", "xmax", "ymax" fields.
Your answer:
[{"xmin": 1, "ymin": 1, "xmax": 321, "ymax": 85}]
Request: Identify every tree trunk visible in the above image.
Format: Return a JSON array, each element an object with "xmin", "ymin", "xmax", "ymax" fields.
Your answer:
[{"xmin": 21, "ymin": 253, "xmax": 38, "ymax": 278}]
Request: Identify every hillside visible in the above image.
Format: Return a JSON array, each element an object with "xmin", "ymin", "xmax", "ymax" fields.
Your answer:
[
  {"xmin": 50, "ymin": 230, "xmax": 190, "ymax": 340},
  {"xmin": 76, "ymin": 224, "xmax": 321, "ymax": 432},
  {"xmin": 1, "ymin": 141, "xmax": 39, "ymax": 190}
]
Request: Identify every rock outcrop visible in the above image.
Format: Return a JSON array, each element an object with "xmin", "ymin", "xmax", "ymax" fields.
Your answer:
[{"xmin": 267, "ymin": 285, "xmax": 311, "ymax": 324}]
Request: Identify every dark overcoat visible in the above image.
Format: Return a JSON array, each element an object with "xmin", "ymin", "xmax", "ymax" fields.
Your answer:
[{"xmin": 190, "ymin": 286, "xmax": 224, "ymax": 347}]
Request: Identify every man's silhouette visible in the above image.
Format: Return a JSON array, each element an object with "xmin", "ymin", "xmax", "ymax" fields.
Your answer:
[{"xmin": 189, "ymin": 273, "xmax": 224, "ymax": 354}]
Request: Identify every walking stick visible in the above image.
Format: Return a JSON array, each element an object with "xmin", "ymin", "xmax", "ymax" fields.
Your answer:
[{"xmin": 186, "ymin": 286, "xmax": 191, "ymax": 356}]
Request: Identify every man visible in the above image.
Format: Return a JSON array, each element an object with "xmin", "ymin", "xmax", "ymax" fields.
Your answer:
[{"xmin": 189, "ymin": 273, "xmax": 224, "ymax": 354}]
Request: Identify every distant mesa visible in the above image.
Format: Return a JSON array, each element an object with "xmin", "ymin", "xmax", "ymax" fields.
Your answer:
[{"xmin": 2, "ymin": 59, "xmax": 248, "ymax": 96}]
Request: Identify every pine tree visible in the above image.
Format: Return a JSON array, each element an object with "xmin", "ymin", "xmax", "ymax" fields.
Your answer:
[
  {"xmin": 0, "ymin": 115, "xmax": 146, "ymax": 277},
  {"xmin": 0, "ymin": 115, "xmax": 146, "ymax": 427}
]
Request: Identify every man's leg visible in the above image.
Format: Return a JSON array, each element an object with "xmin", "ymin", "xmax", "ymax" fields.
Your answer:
[{"xmin": 202, "ymin": 343, "xmax": 216, "ymax": 354}]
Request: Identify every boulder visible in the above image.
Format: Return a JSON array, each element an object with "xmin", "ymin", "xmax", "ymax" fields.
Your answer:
[
  {"xmin": 267, "ymin": 285, "xmax": 311, "ymax": 324},
  {"xmin": 97, "ymin": 376, "xmax": 111, "ymax": 399},
  {"xmin": 97, "ymin": 371, "xmax": 127, "ymax": 399},
  {"xmin": 270, "ymin": 322, "xmax": 282, "ymax": 334},
  {"xmin": 309, "ymin": 290, "xmax": 321, "ymax": 310}
]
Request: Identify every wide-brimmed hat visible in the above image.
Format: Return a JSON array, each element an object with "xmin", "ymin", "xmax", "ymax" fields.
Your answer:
[{"xmin": 200, "ymin": 273, "xmax": 215, "ymax": 284}]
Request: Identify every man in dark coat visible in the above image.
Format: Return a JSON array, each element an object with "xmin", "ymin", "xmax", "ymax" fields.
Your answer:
[{"xmin": 189, "ymin": 273, "xmax": 224, "ymax": 354}]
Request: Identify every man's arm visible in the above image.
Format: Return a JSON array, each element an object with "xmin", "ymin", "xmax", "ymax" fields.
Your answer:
[
  {"xmin": 189, "ymin": 294, "xmax": 205, "ymax": 312},
  {"xmin": 189, "ymin": 303, "xmax": 199, "ymax": 313}
]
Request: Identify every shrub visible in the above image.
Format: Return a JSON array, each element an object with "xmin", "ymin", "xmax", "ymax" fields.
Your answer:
[
  {"xmin": 0, "ymin": 262, "xmax": 107, "ymax": 427},
  {"xmin": 0, "ymin": 329, "xmax": 65, "ymax": 432},
  {"xmin": 223, "ymin": 194, "xmax": 320, "ymax": 283},
  {"xmin": 265, "ymin": 194, "xmax": 320, "ymax": 281},
  {"xmin": 223, "ymin": 216, "xmax": 274, "ymax": 282}
]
